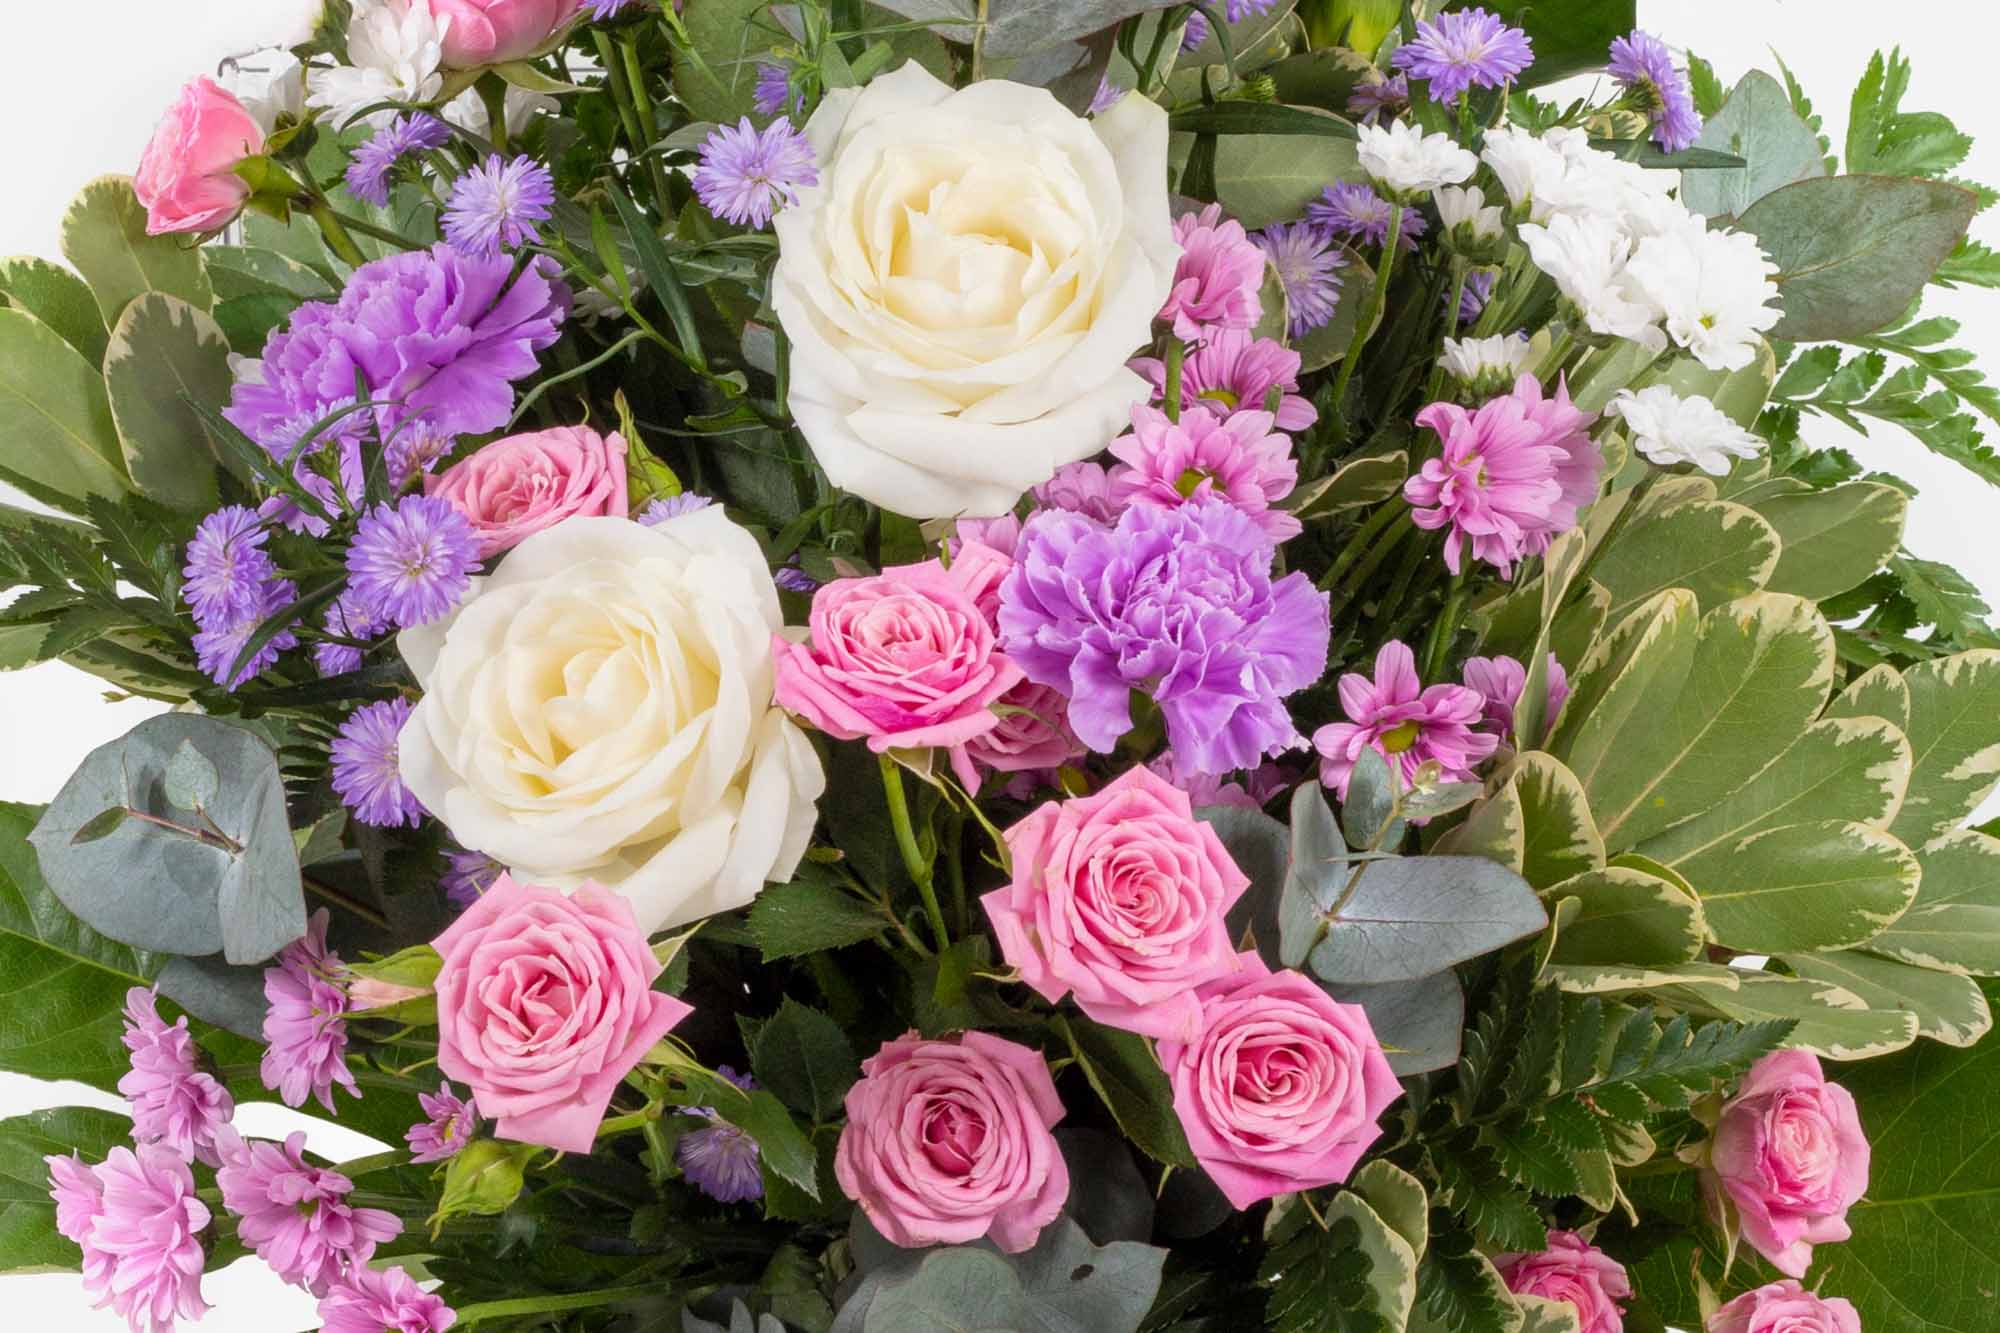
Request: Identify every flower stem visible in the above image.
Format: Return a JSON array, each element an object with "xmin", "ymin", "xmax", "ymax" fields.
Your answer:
[
  {"xmin": 596, "ymin": 1105, "xmax": 659, "ymax": 1139},
  {"xmin": 879, "ymin": 754, "xmax": 949, "ymax": 953},
  {"xmin": 1328, "ymin": 203, "xmax": 1404, "ymax": 416},
  {"xmin": 1424, "ymin": 257, "xmax": 1471, "ymax": 404},
  {"xmin": 478, "ymin": 76, "xmax": 510, "ymax": 156},
  {"xmin": 1421, "ymin": 570, "xmax": 1470, "ymax": 681},
  {"xmin": 971, "ymin": 0, "xmax": 991, "ymax": 81},
  {"xmin": 454, "ymin": 1284, "xmax": 667, "ymax": 1323},
  {"xmin": 307, "ymin": 200, "xmax": 368, "ymax": 268},
  {"xmin": 1318, "ymin": 497, "xmax": 1408, "ymax": 592},
  {"xmin": 1161, "ymin": 338, "xmax": 1186, "ymax": 424}
]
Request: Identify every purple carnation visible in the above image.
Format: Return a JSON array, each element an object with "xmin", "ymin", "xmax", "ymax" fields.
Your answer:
[
  {"xmin": 997, "ymin": 498, "xmax": 1329, "ymax": 776},
  {"xmin": 330, "ymin": 698, "xmax": 423, "ymax": 828},
  {"xmin": 346, "ymin": 494, "xmax": 479, "ymax": 629},
  {"xmin": 1307, "ymin": 181, "xmax": 1428, "ymax": 251},
  {"xmin": 676, "ymin": 1067, "xmax": 763, "ymax": 1203},
  {"xmin": 1391, "ymin": 7, "xmax": 1534, "ymax": 104},
  {"xmin": 444, "ymin": 154, "xmax": 556, "ymax": 257},
  {"xmin": 693, "ymin": 116, "xmax": 817, "ymax": 230},
  {"xmin": 1609, "ymin": 30, "xmax": 1702, "ymax": 153},
  {"xmin": 346, "ymin": 113, "xmax": 450, "ymax": 208},
  {"xmin": 1255, "ymin": 221, "xmax": 1347, "ymax": 337},
  {"xmin": 225, "ymin": 245, "xmax": 569, "ymax": 465},
  {"xmin": 182, "ymin": 505, "xmax": 277, "ymax": 630},
  {"xmin": 193, "ymin": 576, "xmax": 299, "ymax": 690}
]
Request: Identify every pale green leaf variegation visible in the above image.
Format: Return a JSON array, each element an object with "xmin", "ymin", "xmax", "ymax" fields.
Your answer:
[
  {"xmin": 1652, "ymin": 968, "xmax": 1918, "ymax": 1060},
  {"xmin": 1826, "ymin": 662, "xmax": 1912, "ymax": 731},
  {"xmin": 58, "ymin": 176, "xmax": 211, "ymax": 325},
  {"xmin": 0, "ymin": 256, "xmax": 108, "ymax": 365},
  {"xmin": 0, "ymin": 308, "xmax": 128, "ymax": 510},
  {"xmin": 1549, "ymin": 590, "xmax": 1701, "ymax": 801},
  {"xmin": 103, "ymin": 293, "xmax": 238, "ymax": 509},
  {"xmin": 1677, "ymin": 819, "xmax": 1919, "ymax": 954},
  {"xmin": 1586, "ymin": 500, "xmax": 1780, "ymax": 629},
  {"xmin": 1751, "ymin": 481, "xmax": 1909, "ymax": 600},
  {"xmin": 1510, "ymin": 752, "xmax": 1605, "ymax": 890},
  {"xmin": 1542, "ymin": 865, "xmax": 1705, "ymax": 967},
  {"xmin": 1783, "ymin": 950, "xmax": 1992, "ymax": 1047},
  {"xmin": 1864, "ymin": 830, "xmax": 2000, "ymax": 975},
  {"xmin": 1890, "ymin": 650, "xmax": 2000, "ymax": 847}
]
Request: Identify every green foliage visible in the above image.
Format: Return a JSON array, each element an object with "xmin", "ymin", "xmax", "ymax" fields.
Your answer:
[
  {"xmin": 1846, "ymin": 48, "xmax": 1974, "ymax": 179},
  {"xmin": 0, "ymin": 1107, "xmax": 133, "ymax": 1275},
  {"xmin": 746, "ymin": 878, "xmax": 890, "ymax": 960},
  {"xmin": 749, "ymin": 998, "xmax": 859, "ymax": 1121},
  {"xmin": 1679, "ymin": 71, "xmax": 1827, "ymax": 220},
  {"xmin": 1057, "ymin": 1016, "xmax": 1197, "ymax": 1168},
  {"xmin": 1411, "ymin": 1215, "xmax": 1522, "ymax": 1333},
  {"xmin": 1260, "ymin": 1210, "xmax": 1404, "ymax": 1333}
]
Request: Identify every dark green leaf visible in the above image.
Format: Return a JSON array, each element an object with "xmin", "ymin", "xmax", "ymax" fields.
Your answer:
[
  {"xmin": 0, "ymin": 1107, "xmax": 134, "ymax": 1274},
  {"xmin": 1167, "ymin": 103, "xmax": 1357, "ymax": 139},
  {"xmin": 750, "ymin": 998, "xmax": 859, "ymax": 1121},
  {"xmin": 746, "ymin": 880, "xmax": 888, "ymax": 960},
  {"xmin": 1058, "ymin": 1016, "xmax": 1197, "ymax": 1168}
]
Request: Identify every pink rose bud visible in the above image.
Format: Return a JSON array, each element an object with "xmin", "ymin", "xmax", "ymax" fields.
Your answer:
[
  {"xmin": 431, "ymin": 873, "xmax": 691, "ymax": 1153},
  {"xmin": 346, "ymin": 977, "xmax": 431, "ymax": 1012},
  {"xmin": 1495, "ymin": 1231, "xmax": 1632, "ymax": 1333},
  {"xmin": 429, "ymin": 0, "xmax": 585, "ymax": 68},
  {"xmin": 1703, "ymin": 1049, "xmax": 1870, "ymax": 1278},
  {"xmin": 771, "ymin": 545, "xmax": 1025, "ymax": 792},
  {"xmin": 1156, "ymin": 955, "xmax": 1402, "ymax": 1209},
  {"xmin": 427, "ymin": 425, "xmax": 630, "ymax": 559},
  {"xmin": 983, "ymin": 766, "xmax": 1250, "ymax": 1043},
  {"xmin": 1708, "ymin": 1280, "xmax": 1862, "ymax": 1333},
  {"xmin": 834, "ymin": 1030, "xmax": 1068, "ymax": 1253},
  {"xmin": 133, "ymin": 77, "xmax": 266, "ymax": 236}
]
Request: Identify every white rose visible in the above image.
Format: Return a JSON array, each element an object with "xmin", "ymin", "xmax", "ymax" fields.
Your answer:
[
  {"xmin": 397, "ymin": 511, "xmax": 825, "ymax": 933},
  {"xmin": 771, "ymin": 61, "xmax": 1178, "ymax": 520}
]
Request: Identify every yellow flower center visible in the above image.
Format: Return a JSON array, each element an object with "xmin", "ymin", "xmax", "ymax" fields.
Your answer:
[{"xmin": 1380, "ymin": 720, "xmax": 1422, "ymax": 754}]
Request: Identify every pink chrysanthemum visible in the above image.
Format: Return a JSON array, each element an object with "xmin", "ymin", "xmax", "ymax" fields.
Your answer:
[
  {"xmin": 319, "ymin": 1263, "xmax": 457, "ymax": 1333},
  {"xmin": 47, "ymin": 1145, "xmax": 211, "ymax": 1333},
  {"xmin": 260, "ymin": 909, "xmax": 359, "ymax": 1113},
  {"xmin": 1403, "ymin": 373, "xmax": 1601, "ymax": 578},
  {"xmin": 1461, "ymin": 652, "xmax": 1571, "ymax": 745},
  {"xmin": 1032, "ymin": 461, "xmax": 1122, "ymax": 523},
  {"xmin": 1313, "ymin": 641, "xmax": 1498, "ymax": 798},
  {"xmin": 1108, "ymin": 403, "xmax": 1302, "ymax": 544},
  {"xmin": 119, "ymin": 987, "xmax": 234, "ymax": 1167},
  {"xmin": 1132, "ymin": 328, "xmax": 1318, "ymax": 434},
  {"xmin": 217, "ymin": 1129, "xmax": 402, "ymax": 1297},
  {"xmin": 407, "ymin": 1081, "xmax": 480, "ymax": 1164},
  {"xmin": 1158, "ymin": 203, "xmax": 1266, "ymax": 342}
]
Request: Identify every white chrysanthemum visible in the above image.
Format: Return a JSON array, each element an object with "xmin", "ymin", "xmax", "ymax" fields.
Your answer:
[
  {"xmin": 306, "ymin": 0, "xmax": 446, "ymax": 131},
  {"xmin": 1609, "ymin": 385, "xmax": 1766, "ymax": 475},
  {"xmin": 1479, "ymin": 126, "xmax": 1574, "ymax": 220},
  {"xmin": 1440, "ymin": 334, "xmax": 1534, "ymax": 385},
  {"xmin": 223, "ymin": 51, "xmax": 305, "ymax": 135},
  {"xmin": 1480, "ymin": 126, "xmax": 1687, "ymax": 239},
  {"xmin": 1518, "ymin": 212, "xmax": 1667, "ymax": 352},
  {"xmin": 1357, "ymin": 121, "xmax": 1477, "ymax": 197},
  {"xmin": 1625, "ymin": 220, "xmax": 1783, "ymax": 372},
  {"xmin": 1435, "ymin": 184, "xmax": 1504, "ymax": 242}
]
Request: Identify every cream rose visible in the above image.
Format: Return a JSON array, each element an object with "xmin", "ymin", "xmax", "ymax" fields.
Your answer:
[
  {"xmin": 770, "ymin": 62, "xmax": 1179, "ymax": 520},
  {"xmin": 397, "ymin": 511, "xmax": 824, "ymax": 932}
]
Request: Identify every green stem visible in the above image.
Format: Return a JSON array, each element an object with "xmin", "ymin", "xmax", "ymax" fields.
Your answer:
[
  {"xmin": 971, "ymin": 0, "xmax": 991, "ymax": 81},
  {"xmin": 1161, "ymin": 338, "xmax": 1186, "ymax": 423},
  {"xmin": 1318, "ymin": 498, "xmax": 1408, "ymax": 592},
  {"xmin": 943, "ymin": 807, "xmax": 968, "ymax": 937},
  {"xmin": 1424, "ymin": 257, "xmax": 1471, "ymax": 404},
  {"xmin": 335, "ymin": 1150, "xmax": 413, "ymax": 1179},
  {"xmin": 596, "ymin": 1106, "xmax": 659, "ymax": 1139},
  {"xmin": 619, "ymin": 33, "xmax": 676, "ymax": 216},
  {"xmin": 879, "ymin": 755, "xmax": 949, "ymax": 952},
  {"xmin": 1421, "ymin": 570, "xmax": 1470, "ymax": 682},
  {"xmin": 478, "ymin": 76, "xmax": 510, "ymax": 155},
  {"xmin": 326, "ymin": 211, "xmax": 424, "ymax": 252},
  {"xmin": 303, "ymin": 874, "xmax": 389, "ymax": 929},
  {"xmin": 1328, "ymin": 202, "xmax": 1404, "ymax": 414},
  {"xmin": 456, "ymin": 1284, "xmax": 666, "ymax": 1323},
  {"xmin": 1326, "ymin": 512, "xmax": 1416, "ymax": 622},
  {"xmin": 508, "ymin": 328, "xmax": 649, "ymax": 427},
  {"xmin": 593, "ymin": 31, "xmax": 650, "ymax": 163},
  {"xmin": 307, "ymin": 200, "xmax": 368, "ymax": 267}
]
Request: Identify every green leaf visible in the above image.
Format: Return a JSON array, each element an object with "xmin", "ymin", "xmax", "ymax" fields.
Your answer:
[
  {"xmin": 1351, "ymin": 1159, "xmax": 1429, "ymax": 1263},
  {"xmin": 1294, "ymin": 242, "xmax": 1378, "ymax": 373},
  {"xmin": 1549, "ymin": 590, "xmax": 1701, "ymax": 802},
  {"xmin": 1501, "ymin": 753, "xmax": 1602, "ymax": 890},
  {"xmin": 58, "ymin": 176, "xmax": 210, "ymax": 325},
  {"xmin": 1294, "ymin": 852, "xmax": 1547, "ymax": 987},
  {"xmin": 1782, "ymin": 949, "xmax": 1991, "ymax": 1047},
  {"xmin": 1864, "ymin": 830, "xmax": 2000, "ymax": 976},
  {"xmin": 1681, "ymin": 819, "xmax": 1919, "ymax": 954},
  {"xmin": 1322, "ymin": 970, "xmax": 1464, "ymax": 1075},
  {"xmin": 750, "ymin": 998, "xmax": 858, "ymax": 1122},
  {"xmin": 103, "ymin": 293, "xmax": 238, "ymax": 509},
  {"xmin": 1411, "ymin": 1215, "xmax": 1524, "ymax": 1333},
  {"xmin": 1891, "ymin": 555, "xmax": 2000, "ymax": 646},
  {"xmin": 1890, "ymin": 650, "xmax": 2000, "ymax": 846},
  {"xmin": 1814, "ymin": 977, "xmax": 2000, "ymax": 1332},
  {"xmin": 606, "ymin": 183, "xmax": 706, "ymax": 371},
  {"xmin": 1482, "ymin": 0, "xmax": 1635, "ymax": 86},
  {"xmin": 0, "ymin": 1106, "xmax": 134, "ymax": 1275},
  {"xmin": 431, "ymin": 1139, "xmax": 535, "ymax": 1228},
  {"xmin": 0, "ymin": 307, "xmax": 129, "ymax": 511},
  {"xmin": 1932, "ymin": 236, "xmax": 2000, "ymax": 290},
  {"xmin": 1752, "ymin": 481, "xmax": 1908, "ymax": 601},
  {"xmin": 1679, "ymin": 71, "xmax": 1829, "ymax": 220},
  {"xmin": 1167, "ymin": 102, "xmax": 1357, "ymax": 139},
  {"xmin": 1515, "ymin": 1297, "xmax": 1581, "ymax": 1333},
  {"xmin": 1587, "ymin": 500, "xmax": 1779, "ymax": 626},
  {"xmin": 1177, "ymin": 131, "xmax": 1361, "ymax": 229},
  {"xmin": 1288, "ymin": 450, "xmax": 1408, "ymax": 518},
  {"xmin": 1568, "ymin": 1006, "xmax": 1795, "ymax": 1102},
  {"xmin": 1543, "ymin": 866, "xmax": 1705, "ymax": 967},
  {"xmin": 1651, "ymin": 969, "xmax": 1916, "ymax": 1061},
  {"xmin": 746, "ymin": 880, "xmax": 888, "ymax": 960},
  {"xmin": 0, "ymin": 256, "xmax": 108, "ymax": 365},
  {"xmin": 1846, "ymin": 48, "xmax": 1972, "ymax": 179},
  {"xmin": 202, "ymin": 246, "xmax": 334, "ymax": 303},
  {"xmin": 1736, "ymin": 175, "xmax": 1978, "ymax": 342},
  {"xmin": 1057, "ymin": 1016, "xmax": 1196, "ymax": 1168}
]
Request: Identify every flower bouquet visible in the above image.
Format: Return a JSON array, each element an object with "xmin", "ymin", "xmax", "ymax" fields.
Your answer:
[{"xmin": 7, "ymin": 2, "xmax": 2000, "ymax": 1331}]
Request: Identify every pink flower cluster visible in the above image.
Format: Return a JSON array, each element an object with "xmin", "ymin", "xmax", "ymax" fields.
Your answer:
[
  {"xmin": 1108, "ymin": 404, "xmax": 1302, "ymax": 544},
  {"xmin": 217, "ymin": 1129, "xmax": 403, "ymax": 1297},
  {"xmin": 118, "ymin": 988, "xmax": 233, "ymax": 1166},
  {"xmin": 261, "ymin": 909, "xmax": 360, "ymax": 1114},
  {"xmin": 46, "ymin": 1146, "xmax": 211, "ymax": 1333},
  {"xmin": 1158, "ymin": 203, "xmax": 1265, "ymax": 341}
]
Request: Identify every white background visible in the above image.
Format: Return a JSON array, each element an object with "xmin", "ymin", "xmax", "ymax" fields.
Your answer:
[{"xmin": 3, "ymin": 1, "xmax": 1998, "ymax": 1327}]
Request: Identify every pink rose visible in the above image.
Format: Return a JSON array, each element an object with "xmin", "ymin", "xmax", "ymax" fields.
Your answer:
[
  {"xmin": 1495, "ymin": 1231, "xmax": 1632, "ymax": 1333},
  {"xmin": 427, "ymin": 425, "xmax": 630, "ymax": 559},
  {"xmin": 1708, "ymin": 1280, "xmax": 1862, "ymax": 1333},
  {"xmin": 432, "ymin": 873, "xmax": 691, "ymax": 1153},
  {"xmin": 1704, "ymin": 1049, "xmax": 1870, "ymax": 1278},
  {"xmin": 983, "ymin": 766, "xmax": 1249, "ymax": 1042},
  {"xmin": 133, "ymin": 77, "xmax": 266, "ymax": 236},
  {"xmin": 772, "ymin": 547, "xmax": 1024, "ymax": 791},
  {"xmin": 429, "ymin": 0, "xmax": 584, "ymax": 68},
  {"xmin": 1157, "ymin": 954, "xmax": 1402, "ymax": 1208},
  {"xmin": 965, "ymin": 679, "xmax": 1084, "ymax": 779},
  {"xmin": 834, "ymin": 1030, "xmax": 1068, "ymax": 1253}
]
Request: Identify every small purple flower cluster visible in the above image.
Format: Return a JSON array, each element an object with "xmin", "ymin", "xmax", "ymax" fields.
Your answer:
[{"xmin": 693, "ymin": 117, "xmax": 818, "ymax": 229}]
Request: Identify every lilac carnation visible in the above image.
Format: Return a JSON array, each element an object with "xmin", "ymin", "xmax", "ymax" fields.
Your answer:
[
  {"xmin": 1314, "ymin": 641, "xmax": 1498, "ymax": 799},
  {"xmin": 407, "ymin": 1081, "xmax": 479, "ymax": 1163},
  {"xmin": 217, "ymin": 1129, "xmax": 401, "ymax": 1297},
  {"xmin": 440, "ymin": 846, "xmax": 504, "ymax": 909},
  {"xmin": 225, "ymin": 244, "xmax": 569, "ymax": 463},
  {"xmin": 331, "ymin": 698, "xmax": 423, "ymax": 828},
  {"xmin": 192, "ymin": 576, "xmax": 298, "ymax": 690},
  {"xmin": 119, "ymin": 988, "xmax": 234, "ymax": 1167},
  {"xmin": 319, "ymin": 1263, "xmax": 456, "ymax": 1333},
  {"xmin": 182, "ymin": 505, "xmax": 277, "ymax": 629},
  {"xmin": 693, "ymin": 116, "xmax": 817, "ymax": 229},
  {"xmin": 676, "ymin": 1067, "xmax": 763, "ymax": 1203},
  {"xmin": 1391, "ymin": 7, "xmax": 1534, "ymax": 104},
  {"xmin": 260, "ymin": 909, "xmax": 358, "ymax": 1114},
  {"xmin": 346, "ymin": 494, "xmax": 479, "ymax": 629},
  {"xmin": 1609, "ymin": 30, "xmax": 1703, "ymax": 153},
  {"xmin": 1255, "ymin": 222, "xmax": 1346, "ymax": 337},
  {"xmin": 1308, "ymin": 181, "xmax": 1428, "ymax": 251},
  {"xmin": 46, "ymin": 1145, "xmax": 210, "ymax": 1333},
  {"xmin": 444, "ymin": 154, "xmax": 556, "ymax": 257},
  {"xmin": 346, "ymin": 113, "xmax": 450, "ymax": 208},
  {"xmin": 998, "ymin": 498, "xmax": 1329, "ymax": 776}
]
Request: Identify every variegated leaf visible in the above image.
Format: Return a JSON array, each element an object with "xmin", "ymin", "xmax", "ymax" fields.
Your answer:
[
  {"xmin": 1544, "ymin": 865, "xmax": 1705, "ymax": 967},
  {"xmin": 1783, "ymin": 950, "xmax": 1992, "ymax": 1047},
  {"xmin": 1891, "ymin": 650, "xmax": 2000, "ymax": 847},
  {"xmin": 1863, "ymin": 829, "xmax": 2000, "ymax": 976},
  {"xmin": 1679, "ymin": 820, "xmax": 1919, "ymax": 953}
]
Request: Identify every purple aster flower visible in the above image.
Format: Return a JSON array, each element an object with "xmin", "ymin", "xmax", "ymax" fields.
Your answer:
[
  {"xmin": 1347, "ymin": 73, "xmax": 1410, "ymax": 125},
  {"xmin": 1089, "ymin": 76, "xmax": 1127, "ymax": 115},
  {"xmin": 1462, "ymin": 652, "xmax": 1570, "ymax": 745},
  {"xmin": 406, "ymin": 1081, "xmax": 479, "ymax": 1163},
  {"xmin": 692, "ymin": 116, "xmax": 817, "ymax": 229},
  {"xmin": 216, "ymin": 1128, "xmax": 400, "ymax": 1297},
  {"xmin": 586, "ymin": 0, "xmax": 644, "ymax": 15},
  {"xmin": 255, "ymin": 400, "xmax": 368, "ymax": 537},
  {"xmin": 259, "ymin": 910, "xmax": 359, "ymax": 1114},
  {"xmin": 998, "ymin": 498, "xmax": 1329, "ymax": 776},
  {"xmin": 193, "ymin": 576, "xmax": 299, "ymax": 691},
  {"xmin": 1181, "ymin": 11, "xmax": 1208, "ymax": 49},
  {"xmin": 1307, "ymin": 181, "xmax": 1428, "ymax": 251},
  {"xmin": 1609, "ymin": 30, "xmax": 1703, "ymax": 154},
  {"xmin": 1133, "ymin": 328, "xmax": 1318, "ymax": 433},
  {"xmin": 440, "ymin": 846, "xmax": 503, "ymax": 909},
  {"xmin": 1457, "ymin": 269, "xmax": 1497, "ymax": 326},
  {"xmin": 1108, "ymin": 403, "xmax": 1301, "ymax": 544},
  {"xmin": 444, "ymin": 154, "xmax": 556, "ymax": 257},
  {"xmin": 753, "ymin": 61, "xmax": 797, "ymax": 117},
  {"xmin": 225, "ymin": 244, "xmax": 569, "ymax": 461},
  {"xmin": 1391, "ymin": 7, "xmax": 1534, "ymax": 104},
  {"xmin": 119, "ymin": 987, "xmax": 234, "ymax": 1167},
  {"xmin": 1223, "ymin": 0, "xmax": 1275, "ymax": 20},
  {"xmin": 385, "ymin": 423, "xmax": 457, "ymax": 489},
  {"xmin": 1255, "ymin": 221, "xmax": 1347, "ymax": 337},
  {"xmin": 182, "ymin": 505, "xmax": 277, "ymax": 630},
  {"xmin": 318, "ymin": 1263, "xmax": 455, "ymax": 1333},
  {"xmin": 314, "ymin": 591, "xmax": 389, "ymax": 677},
  {"xmin": 774, "ymin": 560, "xmax": 819, "ymax": 594},
  {"xmin": 331, "ymin": 698, "xmax": 423, "ymax": 828},
  {"xmin": 346, "ymin": 494, "xmax": 479, "ymax": 628},
  {"xmin": 1314, "ymin": 641, "xmax": 1499, "ymax": 799},
  {"xmin": 637, "ymin": 492, "xmax": 714, "ymax": 525},
  {"xmin": 346, "ymin": 113, "xmax": 450, "ymax": 208},
  {"xmin": 676, "ymin": 1067, "xmax": 764, "ymax": 1203}
]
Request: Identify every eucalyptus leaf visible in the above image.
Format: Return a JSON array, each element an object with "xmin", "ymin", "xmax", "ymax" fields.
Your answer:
[
  {"xmin": 1173, "ymin": 130, "xmax": 1363, "ymax": 229},
  {"xmin": 1321, "ymin": 970, "xmax": 1464, "ymax": 1074},
  {"xmin": 59, "ymin": 175, "xmax": 211, "ymax": 324},
  {"xmin": 1298, "ymin": 854, "xmax": 1547, "ymax": 986},
  {"xmin": 1679, "ymin": 70, "xmax": 1829, "ymax": 219}
]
